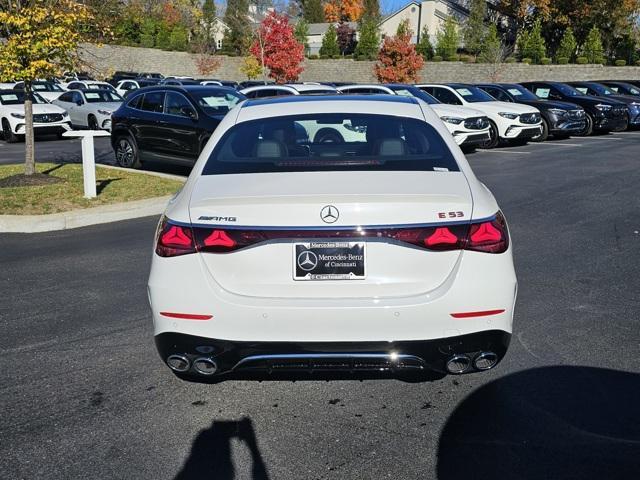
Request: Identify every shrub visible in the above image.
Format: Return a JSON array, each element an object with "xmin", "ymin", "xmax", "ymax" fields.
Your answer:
[
  {"xmin": 432, "ymin": 55, "xmax": 443, "ymax": 62},
  {"xmin": 320, "ymin": 54, "xmax": 328, "ymax": 59},
  {"xmin": 615, "ymin": 59, "xmax": 627, "ymax": 66},
  {"xmin": 521, "ymin": 57, "xmax": 532, "ymax": 64},
  {"xmin": 541, "ymin": 57, "xmax": 551, "ymax": 65},
  {"xmin": 343, "ymin": 54, "xmax": 353, "ymax": 59},
  {"xmin": 140, "ymin": 34, "xmax": 154, "ymax": 48},
  {"xmin": 576, "ymin": 56, "xmax": 588, "ymax": 64},
  {"xmin": 459, "ymin": 54, "xmax": 475, "ymax": 63},
  {"xmin": 636, "ymin": 60, "xmax": 640, "ymax": 66},
  {"xmin": 447, "ymin": 54, "xmax": 460, "ymax": 61},
  {"xmin": 556, "ymin": 56, "xmax": 569, "ymax": 64},
  {"xmin": 505, "ymin": 57, "xmax": 516, "ymax": 63},
  {"xmin": 308, "ymin": 54, "xmax": 319, "ymax": 60}
]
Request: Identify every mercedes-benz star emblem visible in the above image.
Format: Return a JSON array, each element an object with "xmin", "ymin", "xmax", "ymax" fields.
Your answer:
[
  {"xmin": 297, "ymin": 250, "xmax": 318, "ymax": 271},
  {"xmin": 320, "ymin": 205, "xmax": 339, "ymax": 224}
]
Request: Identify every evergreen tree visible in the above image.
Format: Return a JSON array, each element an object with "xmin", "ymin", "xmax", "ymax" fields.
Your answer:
[
  {"xmin": 436, "ymin": 17, "xmax": 459, "ymax": 60},
  {"xmin": 523, "ymin": 19, "xmax": 546, "ymax": 63},
  {"xmin": 319, "ymin": 24, "xmax": 340, "ymax": 57},
  {"xmin": 463, "ymin": 0, "xmax": 486, "ymax": 59},
  {"xmin": 354, "ymin": 17, "xmax": 380, "ymax": 60},
  {"xmin": 140, "ymin": 18, "xmax": 156, "ymax": 48},
  {"xmin": 396, "ymin": 19, "xmax": 410, "ymax": 38},
  {"xmin": 556, "ymin": 27, "xmax": 577, "ymax": 61},
  {"xmin": 202, "ymin": 0, "xmax": 216, "ymax": 23},
  {"xmin": 516, "ymin": 29, "xmax": 529, "ymax": 60},
  {"xmin": 479, "ymin": 24, "xmax": 502, "ymax": 63},
  {"xmin": 222, "ymin": 0, "xmax": 251, "ymax": 56},
  {"xmin": 294, "ymin": 19, "xmax": 310, "ymax": 55},
  {"xmin": 416, "ymin": 26, "xmax": 434, "ymax": 60},
  {"xmin": 169, "ymin": 27, "xmax": 188, "ymax": 51},
  {"xmin": 303, "ymin": 0, "xmax": 325, "ymax": 23},
  {"xmin": 582, "ymin": 26, "xmax": 605, "ymax": 64}
]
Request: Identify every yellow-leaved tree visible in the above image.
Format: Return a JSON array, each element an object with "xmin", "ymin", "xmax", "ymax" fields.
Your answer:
[{"xmin": 0, "ymin": 0, "xmax": 92, "ymax": 176}]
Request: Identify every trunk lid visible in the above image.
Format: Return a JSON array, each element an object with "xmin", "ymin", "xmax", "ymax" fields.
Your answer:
[{"xmin": 189, "ymin": 171, "xmax": 473, "ymax": 299}]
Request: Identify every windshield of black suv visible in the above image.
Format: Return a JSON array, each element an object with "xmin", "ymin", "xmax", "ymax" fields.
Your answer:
[
  {"xmin": 189, "ymin": 89, "xmax": 244, "ymax": 116},
  {"xmin": 556, "ymin": 83, "xmax": 582, "ymax": 96},
  {"xmin": 580, "ymin": 83, "xmax": 615, "ymax": 96},
  {"xmin": 503, "ymin": 85, "xmax": 539, "ymax": 101},
  {"xmin": 203, "ymin": 113, "xmax": 459, "ymax": 175},
  {"xmin": 0, "ymin": 91, "xmax": 47, "ymax": 105},
  {"xmin": 83, "ymin": 90, "xmax": 123, "ymax": 103},
  {"xmin": 388, "ymin": 86, "xmax": 439, "ymax": 104},
  {"xmin": 452, "ymin": 86, "xmax": 495, "ymax": 103}
]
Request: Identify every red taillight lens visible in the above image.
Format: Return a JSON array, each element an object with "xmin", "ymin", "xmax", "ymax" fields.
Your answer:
[
  {"xmin": 425, "ymin": 227, "xmax": 459, "ymax": 248},
  {"xmin": 465, "ymin": 212, "xmax": 509, "ymax": 253},
  {"xmin": 155, "ymin": 218, "xmax": 196, "ymax": 257},
  {"xmin": 203, "ymin": 230, "xmax": 236, "ymax": 248}
]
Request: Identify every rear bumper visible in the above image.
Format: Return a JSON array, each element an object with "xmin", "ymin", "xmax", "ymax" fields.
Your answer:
[{"xmin": 155, "ymin": 329, "xmax": 511, "ymax": 381}]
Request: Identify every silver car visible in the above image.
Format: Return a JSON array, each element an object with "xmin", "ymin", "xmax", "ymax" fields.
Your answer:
[{"xmin": 53, "ymin": 89, "xmax": 123, "ymax": 130}]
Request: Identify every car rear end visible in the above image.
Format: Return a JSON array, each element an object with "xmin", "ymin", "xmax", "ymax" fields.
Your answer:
[{"xmin": 148, "ymin": 96, "xmax": 517, "ymax": 381}]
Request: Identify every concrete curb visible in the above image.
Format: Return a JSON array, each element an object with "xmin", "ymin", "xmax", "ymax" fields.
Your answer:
[
  {"xmin": 0, "ymin": 195, "xmax": 174, "ymax": 233},
  {"xmin": 97, "ymin": 163, "xmax": 188, "ymax": 182}
]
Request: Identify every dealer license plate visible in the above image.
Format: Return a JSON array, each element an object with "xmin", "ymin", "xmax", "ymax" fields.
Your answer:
[{"xmin": 293, "ymin": 242, "xmax": 365, "ymax": 281}]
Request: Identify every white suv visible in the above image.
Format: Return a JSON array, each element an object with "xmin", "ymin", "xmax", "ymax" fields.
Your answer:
[
  {"xmin": 148, "ymin": 95, "xmax": 517, "ymax": 382},
  {"xmin": 417, "ymin": 83, "xmax": 543, "ymax": 148}
]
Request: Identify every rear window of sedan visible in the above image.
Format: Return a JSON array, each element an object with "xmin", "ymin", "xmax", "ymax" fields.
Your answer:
[{"xmin": 203, "ymin": 113, "xmax": 459, "ymax": 175}]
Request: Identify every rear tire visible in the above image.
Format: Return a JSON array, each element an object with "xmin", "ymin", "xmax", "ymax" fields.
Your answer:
[
  {"xmin": 478, "ymin": 120, "xmax": 499, "ymax": 149},
  {"xmin": 114, "ymin": 135, "xmax": 141, "ymax": 169},
  {"xmin": 577, "ymin": 113, "xmax": 594, "ymax": 136},
  {"xmin": 531, "ymin": 118, "xmax": 549, "ymax": 142},
  {"xmin": 2, "ymin": 119, "xmax": 19, "ymax": 143}
]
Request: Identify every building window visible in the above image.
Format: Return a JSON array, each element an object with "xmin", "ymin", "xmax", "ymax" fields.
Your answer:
[{"xmin": 216, "ymin": 39, "xmax": 223, "ymax": 50}]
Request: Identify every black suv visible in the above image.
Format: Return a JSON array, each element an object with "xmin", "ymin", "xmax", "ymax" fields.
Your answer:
[
  {"xmin": 599, "ymin": 81, "xmax": 640, "ymax": 97},
  {"xmin": 520, "ymin": 81, "xmax": 627, "ymax": 135},
  {"xmin": 110, "ymin": 85, "xmax": 245, "ymax": 168},
  {"xmin": 566, "ymin": 81, "xmax": 640, "ymax": 129},
  {"xmin": 476, "ymin": 83, "xmax": 586, "ymax": 140}
]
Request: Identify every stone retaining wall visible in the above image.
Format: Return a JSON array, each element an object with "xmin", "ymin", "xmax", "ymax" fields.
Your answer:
[{"xmin": 81, "ymin": 43, "xmax": 640, "ymax": 83}]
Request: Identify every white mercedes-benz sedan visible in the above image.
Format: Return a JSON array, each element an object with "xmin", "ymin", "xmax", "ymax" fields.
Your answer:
[{"xmin": 148, "ymin": 95, "xmax": 517, "ymax": 382}]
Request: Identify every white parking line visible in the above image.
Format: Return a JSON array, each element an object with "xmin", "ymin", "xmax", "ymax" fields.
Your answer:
[
  {"xmin": 612, "ymin": 131, "xmax": 640, "ymax": 135},
  {"xmin": 575, "ymin": 136, "xmax": 623, "ymax": 141},
  {"xmin": 484, "ymin": 150, "xmax": 532, "ymax": 155},
  {"xmin": 529, "ymin": 142, "xmax": 582, "ymax": 147}
]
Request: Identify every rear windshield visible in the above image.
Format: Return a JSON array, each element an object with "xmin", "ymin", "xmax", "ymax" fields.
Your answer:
[{"xmin": 203, "ymin": 113, "xmax": 459, "ymax": 175}]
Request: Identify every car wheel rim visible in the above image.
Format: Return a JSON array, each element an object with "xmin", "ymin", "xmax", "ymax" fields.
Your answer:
[{"xmin": 116, "ymin": 140, "xmax": 134, "ymax": 166}]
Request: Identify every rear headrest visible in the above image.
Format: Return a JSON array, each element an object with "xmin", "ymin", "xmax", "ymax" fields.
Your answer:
[
  {"xmin": 375, "ymin": 138, "xmax": 406, "ymax": 156},
  {"xmin": 254, "ymin": 139, "xmax": 287, "ymax": 158}
]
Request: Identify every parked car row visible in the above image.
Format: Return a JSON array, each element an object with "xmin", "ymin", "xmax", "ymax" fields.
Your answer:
[{"xmin": 1, "ymin": 79, "xmax": 639, "ymax": 157}]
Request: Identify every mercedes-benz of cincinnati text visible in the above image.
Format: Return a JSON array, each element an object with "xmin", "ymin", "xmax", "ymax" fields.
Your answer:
[{"xmin": 148, "ymin": 95, "xmax": 517, "ymax": 382}]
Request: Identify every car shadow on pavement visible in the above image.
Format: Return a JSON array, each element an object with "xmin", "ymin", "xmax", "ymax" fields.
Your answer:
[
  {"xmin": 174, "ymin": 417, "xmax": 270, "ymax": 480},
  {"xmin": 437, "ymin": 366, "xmax": 640, "ymax": 480}
]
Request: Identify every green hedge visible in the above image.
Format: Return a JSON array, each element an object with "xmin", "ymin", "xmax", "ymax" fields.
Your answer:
[
  {"xmin": 505, "ymin": 57, "xmax": 516, "ymax": 63},
  {"xmin": 556, "ymin": 57, "xmax": 569, "ymax": 65},
  {"xmin": 576, "ymin": 56, "xmax": 588, "ymax": 64},
  {"xmin": 541, "ymin": 57, "xmax": 552, "ymax": 65},
  {"xmin": 614, "ymin": 59, "xmax": 627, "ymax": 66},
  {"xmin": 432, "ymin": 55, "xmax": 443, "ymax": 62},
  {"xmin": 521, "ymin": 57, "xmax": 532, "ymax": 64}
]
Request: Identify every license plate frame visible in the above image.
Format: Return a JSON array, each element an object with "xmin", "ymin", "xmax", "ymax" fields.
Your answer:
[{"xmin": 293, "ymin": 241, "xmax": 366, "ymax": 281}]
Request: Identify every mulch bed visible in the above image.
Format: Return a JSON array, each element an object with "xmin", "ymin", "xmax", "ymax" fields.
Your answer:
[{"xmin": 0, "ymin": 173, "xmax": 64, "ymax": 188}]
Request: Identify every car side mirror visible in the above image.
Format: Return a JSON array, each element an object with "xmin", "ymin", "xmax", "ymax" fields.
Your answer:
[
  {"xmin": 181, "ymin": 106, "xmax": 197, "ymax": 119},
  {"xmin": 75, "ymin": 100, "xmax": 83, "ymax": 106}
]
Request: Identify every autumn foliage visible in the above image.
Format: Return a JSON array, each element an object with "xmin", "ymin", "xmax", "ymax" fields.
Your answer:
[
  {"xmin": 195, "ymin": 54, "xmax": 222, "ymax": 76},
  {"xmin": 324, "ymin": 0, "xmax": 364, "ymax": 22},
  {"xmin": 374, "ymin": 28, "xmax": 425, "ymax": 83},
  {"xmin": 250, "ymin": 11, "xmax": 304, "ymax": 83}
]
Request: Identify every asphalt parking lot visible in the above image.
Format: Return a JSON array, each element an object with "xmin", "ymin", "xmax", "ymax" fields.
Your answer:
[{"xmin": 1, "ymin": 132, "xmax": 640, "ymax": 479}]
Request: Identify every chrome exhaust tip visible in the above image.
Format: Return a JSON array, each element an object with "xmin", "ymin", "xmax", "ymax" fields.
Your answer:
[
  {"xmin": 167, "ymin": 354, "xmax": 190, "ymax": 373},
  {"xmin": 193, "ymin": 357, "xmax": 218, "ymax": 376},
  {"xmin": 473, "ymin": 351, "xmax": 498, "ymax": 371},
  {"xmin": 446, "ymin": 354, "xmax": 471, "ymax": 374}
]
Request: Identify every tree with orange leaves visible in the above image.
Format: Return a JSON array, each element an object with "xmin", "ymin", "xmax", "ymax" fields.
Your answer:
[
  {"xmin": 374, "ymin": 22, "xmax": 424, "ymax": 83},
  {"xmin": 324, "ymin": 0, "xmax": 364, "ymax": 22}
]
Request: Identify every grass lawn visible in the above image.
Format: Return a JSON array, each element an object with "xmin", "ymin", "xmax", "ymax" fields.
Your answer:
[{"xmin": 0, "ymin": 163, "xmax": 184, "ymax": 215}]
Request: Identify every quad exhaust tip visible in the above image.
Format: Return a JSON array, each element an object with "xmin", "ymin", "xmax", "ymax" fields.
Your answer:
[
  {"xmin": 473, "ymin": 351, "xmax": 498, "ymax": 371},
  {"xmin": 193, "ymin": 357, "xmax": 218, "ymax": 376},
  {"xmin": 167, "ymin": 354, "xmax": 190, "ymax": 373},
  {"xmin": 446, "ymin": 354, "xmax": 471, "ymax": 374}
]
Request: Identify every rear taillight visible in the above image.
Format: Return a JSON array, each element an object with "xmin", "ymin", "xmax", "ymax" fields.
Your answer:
[
  {"xmin": 465, "ymin": 212, "xmax": 509, "ymax": 253},
  {"xmin": 155, "ymin": 217, "xmax": 196, "ymax": 257},
  {"xmin": 155, "ymin": 212, "xmax": 509, "ymax": 257}
]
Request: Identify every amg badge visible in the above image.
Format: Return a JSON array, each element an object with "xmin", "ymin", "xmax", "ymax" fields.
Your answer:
[{"xmin": 198, "ymin": 215, "xmax": 237, "ymax": 222}]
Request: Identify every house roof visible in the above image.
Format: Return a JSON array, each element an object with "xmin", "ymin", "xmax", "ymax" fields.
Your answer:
[{"xmin": 307, "ymin": 22, "xmax": 358, "ymax": 35}]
